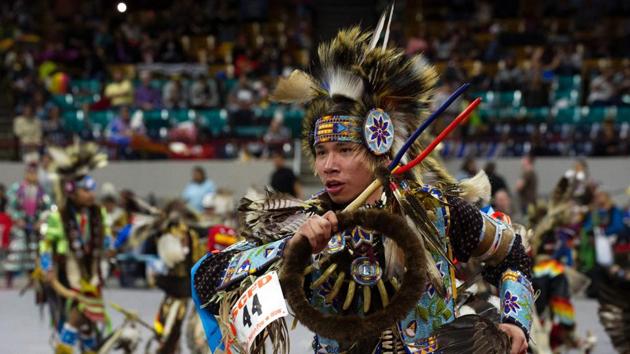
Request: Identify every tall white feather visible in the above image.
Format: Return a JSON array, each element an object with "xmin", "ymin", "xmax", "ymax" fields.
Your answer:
[
  {"xmin": 326, "ymin": 69, "xmax": 364, "ymax": 101},
  {"xmin": 382, "ymin": 3, "xmax": 395, "ymax": 50},
  {"xmin": 368, "ymin": 9, "xmax": 388, "ymax": 51}
]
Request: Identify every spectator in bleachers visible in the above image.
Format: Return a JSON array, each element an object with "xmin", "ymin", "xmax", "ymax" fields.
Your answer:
[
  {"xmin": 593, "ymin": 118, "xmax": 621, "ymax": 156},
  {"xmin": 158, "ymin": 30, "xmax": 186, "ymax": 63},
  {"xmin": 228, "ymin": 74, "xmax": 257, "ymax": 110},
  {"xmin": 190, "ymin": 74, "xmax": 220, "ymax": 109},
  {"xmin": 228, "ymin": 74, "xmax": 257, "ymax": 128},
  {"xmin": 12, "ymin": 105, "xmax": 42, "ymax": 156},
  {"xmin": 613, "ymin": 66, "xmax": 630, "ymax": 104},
  {"xmin": 105, "ymin": 70, "xmax": 134, "ymax": 107},
  {"xmin": 522, "ymin": 64, "xmax": 550, "ymax": 107},
  {"xmin": 5, "ymin": 50, "xmax": 36, "ymax": 108},
  {"xmin": 134, "ymin": 71, "xmax": 162, "ymax": 110},
  {"xmin": 587, "ymin": 68, "xmax": 616, "ymax": 106},
  {"xmin": 77, "ymin": 103, "xmax": 95, "ymax": 141},
  {"xmin": 32, "ymin": 89, "xmax": 54, "ymax": 121},
  {"xmin": 263, "ymin": 114, "xmax": 291, "ymax": 153},
  {"xmin": 181, "ymin": 166, "xmax": 216, "ymax": 212},
  {"xmin": 162, "ymin": 75, "xmax": 188, "ymax": 109},
  {"xmin": 107, "ymin": 106, "xmax": 145, "ymax": 158},
  {"xmin": 469, "ymin": 61, "xmax": 493, "ymax": 93},
  {"xmin": 494, "ymin": 56, "xmax": 525, "ymax": 91},
  {"xmin": 41, "ymin": 106, "xmax": 68, "ymax": 147}
]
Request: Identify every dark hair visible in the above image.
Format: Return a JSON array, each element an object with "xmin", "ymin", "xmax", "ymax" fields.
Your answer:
[
  {"xmin": 484, "ymin": 161, "xmax": 496, "ymax": 174},
  {"xmin": 193, "ymin": 166, "xmax": 206, "ymax": 179}
]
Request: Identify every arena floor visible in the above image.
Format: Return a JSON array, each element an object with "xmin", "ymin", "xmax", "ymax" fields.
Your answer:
[{"xmin": 0, "ymin": 285, "xmax": 615, "ymax": 354}]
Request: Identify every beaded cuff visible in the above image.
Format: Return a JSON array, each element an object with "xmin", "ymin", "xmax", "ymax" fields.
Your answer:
[
  {"xmin": 218, "ymin": 238, "xmax": 288, "ymax": 290},
  {"xmin": 499, "ymin": 270, "xmax": 534, "ymax": 338}
]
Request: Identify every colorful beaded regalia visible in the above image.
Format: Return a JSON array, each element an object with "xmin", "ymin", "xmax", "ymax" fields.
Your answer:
[
  {"xmin": 192, "ymin": 7, "xmax": 534, "ymax": 354},
  {"xmin": 527, "ymin": 171, "xmax": 600, "ymax": 352},
  {"xmin": 37, "ymin": 143, "xmax": 110, "ymax": 354}
]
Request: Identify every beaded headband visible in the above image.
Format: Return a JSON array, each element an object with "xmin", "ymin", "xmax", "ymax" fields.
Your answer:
[
  {"xmin": 313, "ymin": 115, "xmax": 363, "ymax": 145},
  {"xmin": 313, "ymin": 109, "xmax": 395, "ymax": 156}
]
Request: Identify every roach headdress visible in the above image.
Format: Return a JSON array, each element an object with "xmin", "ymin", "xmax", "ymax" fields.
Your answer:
[
  {"xmin": 271, "ymin": 7, "xmax": 438, "ymax": 174},
  {"xmin": 48, "ymin": 142, "xmax": 108, "ymax": 206}
]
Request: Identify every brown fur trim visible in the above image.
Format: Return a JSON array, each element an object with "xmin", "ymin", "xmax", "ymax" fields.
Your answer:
[{"xmin": 280, "ymin": 209, "xmax": 427, "ymax": 344}]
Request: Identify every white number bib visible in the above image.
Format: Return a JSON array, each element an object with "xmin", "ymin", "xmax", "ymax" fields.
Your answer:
[{"xmin": 230, "ymin": 271, "xmax": 289, "ymax": 352}]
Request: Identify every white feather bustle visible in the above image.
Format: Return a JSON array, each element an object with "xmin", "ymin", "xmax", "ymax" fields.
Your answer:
[
  {"xmin": 157, "ymin": 233, "xmax": 188, "ymax": 268},
  {"xmin": 325, "ymin": 69, "xmax": 364, "ymax": 101},
  {"xmin": 459, "ymin": 170, "xmax": 491, "ymax": 204}
]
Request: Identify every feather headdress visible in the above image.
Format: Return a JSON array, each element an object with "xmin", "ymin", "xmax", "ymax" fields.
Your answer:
[
  {"xmin": 271, "ymin": 16, "xmax": 438, "ymax": 176},
  {"xmin": 48, "ymin": 142, "xmax": 108, "ymax": 206},
  {"xmin": 48, "ymin": 142, "xmax": 107, "ymax": 179}
]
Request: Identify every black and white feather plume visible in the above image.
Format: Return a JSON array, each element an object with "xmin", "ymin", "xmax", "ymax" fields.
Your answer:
[
  {"xmin": 434, "ymin": 314, "xmax": 511, "ymax": 354},
  {"xmin": 237, "ymin": 189, "xmax": 319, "ymax": 243}
]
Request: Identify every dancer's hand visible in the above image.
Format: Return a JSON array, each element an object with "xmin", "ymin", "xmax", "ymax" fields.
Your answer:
[
  {"xmin": 288, "ymin": 211, "xmax": 338, "ymax": 254},
  {"xmin": 499, "ymin": 323, "xmax": 528, "ymax": 354}
]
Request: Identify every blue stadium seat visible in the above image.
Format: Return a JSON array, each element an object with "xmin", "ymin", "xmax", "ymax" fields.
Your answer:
[
  {"xmin": 170, "ymin": 109, "xmax": 196, "ymax": 124},
  {"xmin": 91, "ymin": 110, "xmax": 115, "ymax": 131},
  {"xmin": 70, "ymin": 79, "xmax": 101, "ymax": 95},
  {"xmin": 554, "ymin": 75, "xmax": 581, "ymax": 92},
  {"xmin": 234, "ymin": 126, "xmax": 267, "ymax": 138},
  {"xmin": 551, "ymin": 89, "xmax": 580, "ymax": 107},
  {"xmin": 524, "ymin": 107, "xmax": 550, "ymax": 123},
  {"xmin": 582, "ymin": 106, "xmax": 614, "ymax": 124},
  {"xmin": 62, "ymin": 111, "xmax": 84, "ymax": 133},
  {"xmin": 618, "ymin": 106, "xmax": 630, "ymax": 123},
  {"xmin": 554, "ymin": 107, "xmax": 581, "ymax": 124},
  {"xmin": 471, "ymin": 91, "xmax": 496, "ymax": 106},
  {"xmin": 198, "ymin": 109, "xmax": 228, "ymax": 136},
  {"xmin": 283, "ymin": 109, "xmax": 304, "ymax": 137},
  {"xmin": 496, "ymin": 91, "xmax": 522, "ymax": 108}
]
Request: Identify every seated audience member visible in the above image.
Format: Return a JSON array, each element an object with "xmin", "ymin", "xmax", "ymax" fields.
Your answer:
[
  {"xmin": 587, "ymin": 68, "xmax": 615, "ymax": 106},
  {"xmin": 190, "ymin": 74, "xmax": 220, "ymax": 109},
  {"xmin": 42, "ymin": 106, "xmax": 68, "ymax": 147},
  {"xmin": 134, "ymin": 71, "xmax": 161, "ymax": 110},
  {"xmin": 107, "ymin": 106, "xmax": 145, "ymax": 158},
  {"xmin": 162, "ymin": 75, "xmax": 188, "ymax": 109},
  {"xmin": 13, "ymin": 105, "xmax": 42, "ymax": 156},
  {"xmin": 105, "ymin": 70, "xmax": 134, "ymax": 107},
  {"xmin": 263, "ymin": 114, "xmax": 291, "ymax": 153}
]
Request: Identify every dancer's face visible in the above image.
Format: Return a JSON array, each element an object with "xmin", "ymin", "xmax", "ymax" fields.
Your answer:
[
  {"xmin": 74, "ymin": 188, "xmax": 96, "ymax": 207},
  {"xmin": 314, "ymin": 142, "xmax": 374, "ymax": 204}
]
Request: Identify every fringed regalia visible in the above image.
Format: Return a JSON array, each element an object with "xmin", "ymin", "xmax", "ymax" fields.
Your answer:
[
  {"xmin": 192, "ymin": 8, "xmax": 534, "ymax": 354},
  {"xmin": 38, "ymin": 143, "xmax": 110, "ymax": 354}
]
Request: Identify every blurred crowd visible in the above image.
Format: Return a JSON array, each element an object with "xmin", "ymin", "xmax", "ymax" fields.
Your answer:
[
  {"xmin": 1, "ymin": 0, "xmax": 629, "ymax": 162},
  {"xmin": 2, "ymin": 0, "xmax": 309, "ymax": 160},
  {"xmin": 0, "ymin": 149, "xmax": 307, "ymax": 288}
]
